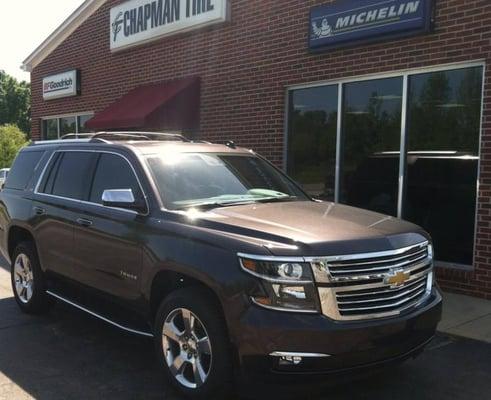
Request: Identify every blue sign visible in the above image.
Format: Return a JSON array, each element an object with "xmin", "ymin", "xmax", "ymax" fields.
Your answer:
[{"xmin": 309, "ymin": 0, "xmax": 434, "ymax": 51}]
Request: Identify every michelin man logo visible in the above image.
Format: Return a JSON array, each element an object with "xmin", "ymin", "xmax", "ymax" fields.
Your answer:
[
  {"xmin": 312, "ymin": 18, "xmax": 333, "ymax": 38},
  {"xmin": 112, "ymin": 11, "xmax": 124, "ymax": 42}
]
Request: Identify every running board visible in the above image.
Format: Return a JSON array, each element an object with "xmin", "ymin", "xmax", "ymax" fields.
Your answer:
[{"xmin": 46, "ymin": 290, "xmax": 154, "ymax": 338}]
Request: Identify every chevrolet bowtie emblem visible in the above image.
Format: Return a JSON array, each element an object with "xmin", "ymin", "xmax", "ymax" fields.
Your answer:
[{"xmin": 385, "ymin": 269, "xmax": 410, "ymax": 287}]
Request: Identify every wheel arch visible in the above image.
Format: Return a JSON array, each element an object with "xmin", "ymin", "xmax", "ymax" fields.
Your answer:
[
  {"xmin": 8, "ymin": 225, "xmax": 37, "ymax": 260},
  {"xmin": 149, "ymin": 270, "xmax": 225, "ymax": 323}
]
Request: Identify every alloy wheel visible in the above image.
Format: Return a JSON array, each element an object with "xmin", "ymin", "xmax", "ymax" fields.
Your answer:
[
  {"xmin": 162, "ymin": 307, "xmax": 213, "ymax": 389},
  {"xmin": 14, "ymin": 253, "xmax": 34, "ymax": 304}
]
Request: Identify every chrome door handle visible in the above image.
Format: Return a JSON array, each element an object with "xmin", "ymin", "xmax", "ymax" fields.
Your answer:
[
  {"xmin": 34, "ymin": 207, "xmax": 46, "ymax": 216},
  {"xmin": 76, "ymin": 218, "xmax": 93, "ymax": 227}
]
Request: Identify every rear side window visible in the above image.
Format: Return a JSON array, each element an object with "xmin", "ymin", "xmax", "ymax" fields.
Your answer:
[
  {"xmin": 40, "ymin": 152, "xmax": 96, "ymax": 200},
  {"xmin": 89, "ymin": 153, "xmax": 143, "ymax": 204},
  {"xmin": 5, "ymin": 151, "xmax": 45, "ymax": 190}
]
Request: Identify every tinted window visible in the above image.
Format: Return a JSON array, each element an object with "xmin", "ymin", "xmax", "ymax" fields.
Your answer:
[
  {"xmin": 89, "ymin": 154, "xmax": 142, "ymax": 204},
  {"xmin": 341, "ymin": 77, "xmax": 403, "ymax": 217},
  {"xmin": 287, "ymin": 85, "xmax": 338, "ymax": 201},
  {"xmin": 404, "ymin": 67, "xmax": 483, "ymax": 265},
  {"xmin": 48, "ymin": 152, "xmax": 96, "ymax": 200},
  {"xmin": 5, "ymin": 151, "xmax": 45, "ymax": 190}
]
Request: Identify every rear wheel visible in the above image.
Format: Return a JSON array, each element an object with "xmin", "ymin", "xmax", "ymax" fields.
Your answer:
[
  {"xmin": 11, "ymin": 241, "xmax": 52, "ymax": 314},
  {"xmin": 155, "ymin": 287, "xmax": 234, "ymax": 399}
]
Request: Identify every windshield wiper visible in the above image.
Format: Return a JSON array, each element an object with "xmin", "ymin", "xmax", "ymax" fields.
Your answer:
[
  {"xmin": 254, "ymin": 196, "xmax": 298, "ymax": 204},
  {"xmin": 177, "ymin": 200, "xmax": 257, "ymax": 211}
]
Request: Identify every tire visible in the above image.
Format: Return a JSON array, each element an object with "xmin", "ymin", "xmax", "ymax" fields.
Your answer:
[
  {"xmin": 11, "ymin": 241, "xmax": 52, "ymax": 314},
  {"xmin": 155, "ymin": 287, "xmax": 234, "ymax": 400}
]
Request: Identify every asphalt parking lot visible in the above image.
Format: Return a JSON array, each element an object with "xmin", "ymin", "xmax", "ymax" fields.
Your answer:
[{"xmin": 1, "ymin": 258, "xmax": 490, "ymax": 400}]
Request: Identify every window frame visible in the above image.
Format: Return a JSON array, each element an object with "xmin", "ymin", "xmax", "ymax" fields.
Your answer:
[
  {"xmin": 285, "ymin": 60, "xmax": 486, "ymax": 269},
  {"xmin": 34, "ymin": 149, "xmax": 149, "ymax": 215},
  {"xmin": 41, "ymin": 112, "xmax": 94, "ymax": 140}
]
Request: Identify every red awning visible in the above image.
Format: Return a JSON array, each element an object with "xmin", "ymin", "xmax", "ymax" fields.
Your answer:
[{"xmin": 86, "ymin": 77, "xmax": 200, "ymax": 131}]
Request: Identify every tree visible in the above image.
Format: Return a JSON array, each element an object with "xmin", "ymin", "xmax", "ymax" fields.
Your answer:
[
  {"xmin": 0, "ymin": 124, "xmax": 29, "ymax": 168},
  {"xmin": 0, "ymin": 71, "xmax": 31, "ymax": 136}
]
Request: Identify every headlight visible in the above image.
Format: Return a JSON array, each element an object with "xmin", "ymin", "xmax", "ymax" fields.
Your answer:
[{"xmin": 239, "ymin": 257, "xmax": 320, "ymax": 313}]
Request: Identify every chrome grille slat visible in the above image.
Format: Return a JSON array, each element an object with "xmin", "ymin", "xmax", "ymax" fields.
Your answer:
[
  {"xmin": 327, "ymin": 247, "xmax": 427, "ymax": 268},
  {"xmin": 329, "ymin": 252, "xmax": 427, "ymax": 275},
  {"xmin": 336, "ymin": 275, "xmax": 427, "ymax": 298},
  {"xmin": 314, "ymin": 242, "xmax": 434, "ymax": 321},
  {"xmin": 338, "ymin": 288, "xmax": 427, "ymax": 312},
  {"xmin": 337, "ymin": 282, "xmax": 427, "ymax": 305}
]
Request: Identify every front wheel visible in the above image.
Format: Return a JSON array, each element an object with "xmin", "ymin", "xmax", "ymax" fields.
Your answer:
[{"xmin": 155, "ymin": 287, "xmax": 234, "ymax": 399}]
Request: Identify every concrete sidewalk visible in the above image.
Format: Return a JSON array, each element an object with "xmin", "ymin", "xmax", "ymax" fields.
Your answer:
[{"xmin": 438, "ymin": 292, "xmax": 491, "ymax": 343}]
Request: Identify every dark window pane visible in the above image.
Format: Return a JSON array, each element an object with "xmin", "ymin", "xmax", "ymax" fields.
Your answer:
[
  {"xmin": 405, "ymin": 67, "xmax": 483, "ymax": 265},
  {"xmin": 341, "ymin": 77, "xmax": 403, "ymax": 216},
  {"xmin": 51, "ymin": 152, "xmax": 95, "ymax": 200},
  {"xmin": 78, "ymin": 115, "xmax": 93, "ymax": 134},
  {"xmin": 40, "ymin": 153, "xmax": 62, "ymax": 194},
  {"xmin": 43, "ymin": 119, "xmax": 58, "ymax": 140},
  {"xmin": 287, "ymin": 86, "xmax": 338, "ymax": 201},
  {"xmin": 89, "ymin": 154, "xmax": 142, "ymax": 204},
  {"xmin": 5, "ymin": 151, "xmax": 45, "ymax": 190},
  {"xmin": 60, "ymin": 117, "xmax": 76, "ymax": 136}
]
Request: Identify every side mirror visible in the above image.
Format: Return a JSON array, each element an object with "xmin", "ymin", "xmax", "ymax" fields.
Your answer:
[{"xmin": 102, "ymin": 189, "xmax": 145, "ymax": 212}]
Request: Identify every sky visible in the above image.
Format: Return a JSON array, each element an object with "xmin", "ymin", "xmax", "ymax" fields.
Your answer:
[{"xmin": 0, "ymin": 0, "xmax": 86, "ymax": 82}]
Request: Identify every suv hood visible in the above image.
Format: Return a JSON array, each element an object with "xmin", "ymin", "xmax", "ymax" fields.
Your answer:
[{"xmin": 185, "ymin": 201, "xmax": 429, "ymax": 256}]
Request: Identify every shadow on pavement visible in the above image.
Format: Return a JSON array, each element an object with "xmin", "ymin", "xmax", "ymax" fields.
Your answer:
[
  {"xmin": 0, "ymin": 296, "xmax": 490, "ymax": 400},
  {"xmin": 0, "ymin": 255, "xmax": 9, "ymax": 272}
]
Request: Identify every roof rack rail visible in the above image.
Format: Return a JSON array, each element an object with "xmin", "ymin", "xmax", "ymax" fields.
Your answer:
[
  {"xmin": 60, "ymin": 133, "xmax": 95, "ymax": 140},
  {"xmin": 88, "ymin": 131, "xmax": 190, "ymax": 143}
]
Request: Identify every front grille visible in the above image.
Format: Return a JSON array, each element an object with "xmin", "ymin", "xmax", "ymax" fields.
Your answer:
[{"xmin": 312, "ymin": 242, "xmax": 433, "ymax": 321}]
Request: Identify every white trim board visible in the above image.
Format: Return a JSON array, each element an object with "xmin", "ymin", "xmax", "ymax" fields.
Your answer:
[{"xmin": 22, "ymin": 0, "xmax": 107, "ymax": 72}]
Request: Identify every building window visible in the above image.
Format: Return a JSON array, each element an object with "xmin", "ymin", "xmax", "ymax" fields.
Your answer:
[
  {"xmin": 287, "ymin": 85, "xmax": 338, "ymax": 201},
  {"xmin": 287, "ymin": 64, "xmax": 484, "ymax": 266},
  {"xmin": 41, "ymin": 113, "xmax": 93, "ymax": 139}
]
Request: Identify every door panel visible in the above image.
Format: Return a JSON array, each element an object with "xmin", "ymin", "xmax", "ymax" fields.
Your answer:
[
  {"xmin": 73, "ymin": 152, "xmax": 146, "ymax": 300},
  {"xmin": 31, "ymin": 196, "xmax": 77, "ymax": 277},
  {"xmin": 73, "ymin": 204, "xmax": 143, "ymax": 300},
  {"xmin": 32, "ymin": 151, "xmax": 97, "ymax": 278}
]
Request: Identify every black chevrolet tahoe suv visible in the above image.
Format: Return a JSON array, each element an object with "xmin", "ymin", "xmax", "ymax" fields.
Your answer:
[{"xmin": 0, "ymin": 132, "xmax": 442, "ymax": 399}]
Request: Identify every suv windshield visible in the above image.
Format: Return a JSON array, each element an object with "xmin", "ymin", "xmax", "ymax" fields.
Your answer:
[{"xmin": 146, "ymin": 153, "xmax": 309, "ymax": 210}]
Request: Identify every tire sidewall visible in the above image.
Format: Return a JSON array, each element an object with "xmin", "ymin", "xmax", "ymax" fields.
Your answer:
[
  {"xmin": 154, "ymin": 288, "xmax": 233, "ymax": 399},
  {"xmin": 11, "ymin": 241, "xmax": 48, "ymax": 313}
]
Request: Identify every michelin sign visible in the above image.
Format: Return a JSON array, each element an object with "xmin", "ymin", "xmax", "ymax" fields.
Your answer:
[
  {"xmin": 110, "ymin": 0, "xmax": 229, "ymax": 51},
  {"xmin": 310, "ymin": 0, "xmax": 434, "ymax": 51}
]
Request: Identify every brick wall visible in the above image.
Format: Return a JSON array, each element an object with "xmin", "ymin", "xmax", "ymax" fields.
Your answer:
[{"xmin": 30, "ymin": 0, "xmax": 491, "ymax": 299}]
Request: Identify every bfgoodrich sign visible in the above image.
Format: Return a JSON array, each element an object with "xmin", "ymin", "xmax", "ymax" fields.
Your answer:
[
  {"xmin": 310, "ymin": 0, "xmax": 434, "ymax": 51},
  {"xmin": 110, "ymin": 0, "xmax": 229, "ymax": 51},
  {"xmin": 42, "ymin": 70, "xmax": 80, "ymax": 100}
]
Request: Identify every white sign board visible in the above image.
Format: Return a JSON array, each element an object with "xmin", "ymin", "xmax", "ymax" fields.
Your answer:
[
  {"xmin": 110, "ymin": 0, "xmax": 229, "ymax": 51},
  {"xmin": 43, "ymin": 70, "xmax": 79, "ymax": 100}
]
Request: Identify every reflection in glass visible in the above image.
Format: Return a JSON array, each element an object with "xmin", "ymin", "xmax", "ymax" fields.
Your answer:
[
  {"xmin": 341, "ymin": 77, "xmax": 403, "ymax": 216},
  {"xmin": 405, "ymin": 67, "xmax": 483, "ymax": 265},
  {"xmin": 60, "ymin": 116, "xmax": 76, "ymax": 136},
  {"xmin": 43, "ymin": 119, "xmax": 58, "ymax": 140},
  {"xmin": 287, "ymin": 86, "xmax": 338, "ymax": 200},
  {"xmin": 78, "ymin": 114, "xmax": 93, "ymax": 133}
]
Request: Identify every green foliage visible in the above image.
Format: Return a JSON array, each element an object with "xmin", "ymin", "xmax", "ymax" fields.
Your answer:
[
  {"xmin": 0, "ymin": 124, "xmax": 29, "ymax": 168},
  {"xmin": 0, "ymin": 71, "xmax": 31, "ymax": 136}
]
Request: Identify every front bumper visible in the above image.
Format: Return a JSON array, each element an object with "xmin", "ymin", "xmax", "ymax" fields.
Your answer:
[{"xmin": 235, "ymin": 287, "xmax": 442, "ymax": 379}]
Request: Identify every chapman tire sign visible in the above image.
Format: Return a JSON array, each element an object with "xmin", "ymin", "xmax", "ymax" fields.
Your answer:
[
  {"xmin": 110, "ymin": 0, "xmax": 229, "ymax": 52},
  {"xmin": 43, "ymin": 70, "xmax": 80, "ymax": 101}
]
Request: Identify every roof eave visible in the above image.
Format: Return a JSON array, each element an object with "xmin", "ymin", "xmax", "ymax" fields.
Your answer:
[{"xmin": 22, "ymin": 0, "xmax": 107, "ymax": 73}]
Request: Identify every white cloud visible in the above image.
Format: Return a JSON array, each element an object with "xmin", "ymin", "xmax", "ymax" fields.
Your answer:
[{"xmin": 0, "ymin": 0, "xmax": 86, "ymax": 82}]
